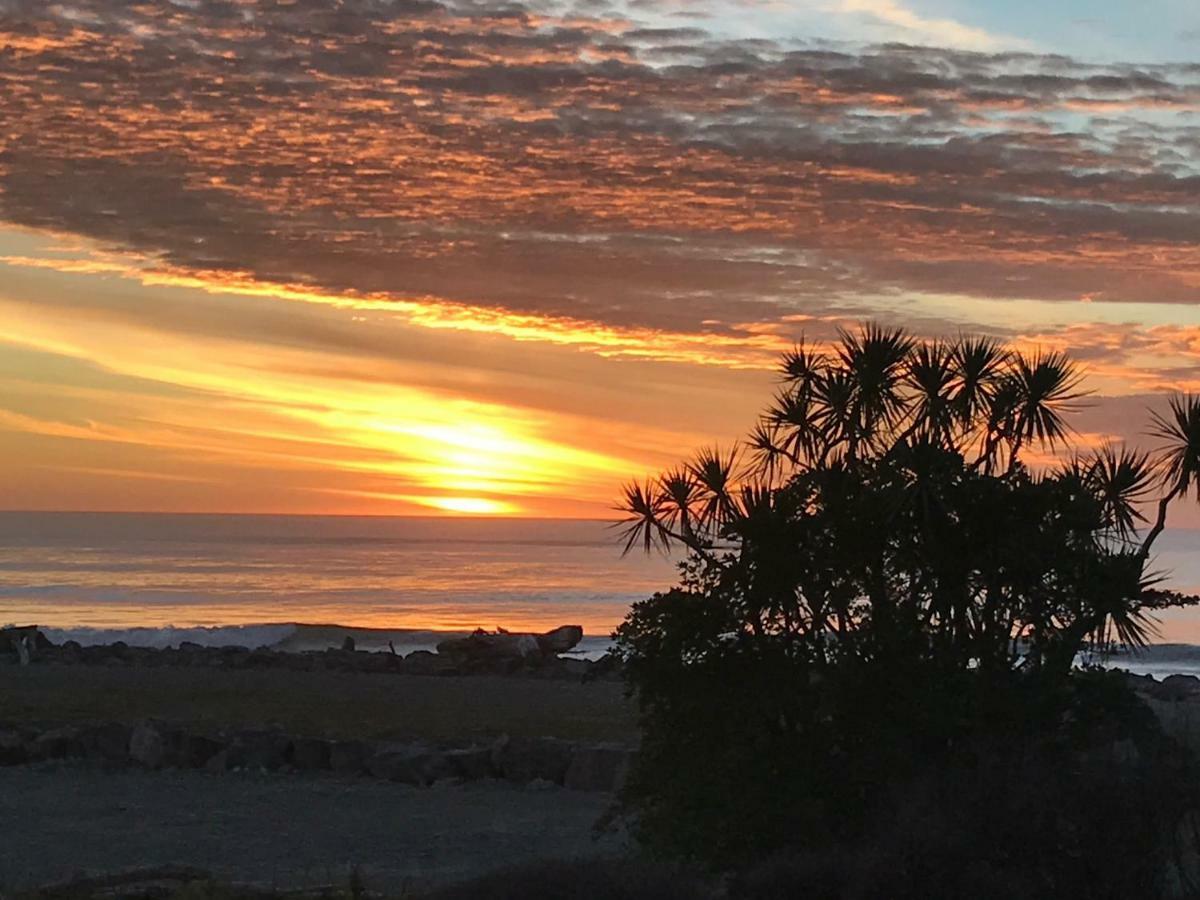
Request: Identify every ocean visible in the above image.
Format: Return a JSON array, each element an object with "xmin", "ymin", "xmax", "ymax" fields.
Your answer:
[
  {"xmin": 0, "ymin": 511, "xmax": 677, "ymax": 657},
  {"xmin": 3, "ymin": 511, "xmax": 1200, "ymax": 673}
]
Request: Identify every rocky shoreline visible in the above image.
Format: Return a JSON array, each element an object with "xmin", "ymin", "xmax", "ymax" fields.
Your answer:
[
  {"xmin": 1, "ymin": 624, "xmax": 621, "ymax": 680},
  {"xmin": 0, "ymin": 719, "xmax": 632, "ymax": 793}
]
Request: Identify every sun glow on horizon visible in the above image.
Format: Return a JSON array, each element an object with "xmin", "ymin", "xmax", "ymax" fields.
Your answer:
[{"xmin": 415, "ymin": 496, "xmax": 518, "ymax": 515}]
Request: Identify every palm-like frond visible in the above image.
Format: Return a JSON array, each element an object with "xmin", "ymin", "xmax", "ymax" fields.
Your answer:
[
  {"xmin": 765, "ymin": 388, "xmax": 821, "ymax": 465},
  {"xmin": 658, "ymin": 467, "xmax": 700, "ymax": 539},
  {"xmin": 746, "ymin": 421, "xmax": 790, "ymax": 480},
  {"xmin": 613, "ymin": 479, "xmax": 671, "ymax": 555},
  {"xmin": 812, "ymin": 367, "xmax": 857, "ymax": 456},
  {"xmin": 1150, "ymin": 394, "xmax": 1200, "ymax": 500},
  {"xmin": 779, "ymin": 341, "xmax": 824, "ymax": 390},
  {"xmin": 950, "ymin": 336, "xmax": 1008, "ymax": 429},
  {"xmin": 689, "ymin": 446, "xmax": 739, "ymax": 532},
  {"xmin": 1007, "ymin": 350, "xmax": 1086, "ymax": 451},
  {"xmin": 904, "ymin": 340, "xmax": 956, "ymax": 444},
  {"xmin": 837, "ymin": 323, "xmax": 915, "ymax": 449},
  {"xmin": 1086, "ymin": 445, "xmax": 1154, "ymax": 538},
  {"xmin": 1098, "ymin": 562, "xmax": 1163, "ymax": 650}
]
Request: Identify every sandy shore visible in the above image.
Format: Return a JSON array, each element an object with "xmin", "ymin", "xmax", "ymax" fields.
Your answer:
[
  {"xmin": 0, "ymin": 661, "xmax": 639, "ymax": 893},
  {"xmin": 0, "ymin": 763, "xmax": 624, "ymax": 892}
]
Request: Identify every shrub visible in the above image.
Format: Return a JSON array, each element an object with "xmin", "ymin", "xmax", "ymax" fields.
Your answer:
[{"xmin": 613, "ymin": 325, "xmax": 1200, "ymax": 893}]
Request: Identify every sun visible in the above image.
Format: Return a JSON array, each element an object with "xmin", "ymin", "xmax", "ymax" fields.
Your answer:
[{"xmin": 417, "ymin": 496, "xmax": 517, "ymax": 515}]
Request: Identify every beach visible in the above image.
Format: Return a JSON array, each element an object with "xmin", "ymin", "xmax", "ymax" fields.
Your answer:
[
  {"xmin": 0, "ymin": 645, "xmax": 638, "ymax": 895},
  {"xmin": 0, "ymin": 765, "xmax": 624, "ymax": 892}
]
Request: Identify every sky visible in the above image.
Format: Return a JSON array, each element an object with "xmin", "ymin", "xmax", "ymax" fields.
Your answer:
[{"xmin": 0, "ymin": 0, "xmax": 1198, "ymax": 519}]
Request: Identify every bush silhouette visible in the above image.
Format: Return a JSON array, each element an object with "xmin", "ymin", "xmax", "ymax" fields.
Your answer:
[{"xmin": 613, "ymin": 324, "xmax": 1200, "ymax": 895}]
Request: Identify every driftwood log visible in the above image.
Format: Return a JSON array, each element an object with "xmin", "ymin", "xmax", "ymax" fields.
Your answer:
[{"xmin": 436, "ymin": 625, "xmax": 583, "ymax": 662}]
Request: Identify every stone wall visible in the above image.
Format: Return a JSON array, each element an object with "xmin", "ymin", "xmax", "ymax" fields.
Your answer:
[{"xmin": 0, "ymin": 720, "xmax": 633, "ymax": 793}]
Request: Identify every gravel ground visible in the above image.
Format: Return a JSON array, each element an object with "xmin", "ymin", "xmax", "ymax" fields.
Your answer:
[{"xmin": 0, "ymin": 763, "xmax": 625, "ymax": 893}]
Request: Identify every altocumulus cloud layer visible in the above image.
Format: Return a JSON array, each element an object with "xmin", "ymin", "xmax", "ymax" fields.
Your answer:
[
  {"xmin": 6, "ymin": 0, "xmax": 1200, "ymax": 522},
  {"xmin": 1, "ymin": 0, "xmax": 1199, "ymax": 337}
]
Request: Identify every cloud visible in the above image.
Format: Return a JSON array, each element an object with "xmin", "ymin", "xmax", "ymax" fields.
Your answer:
[
  {"xmin": 0, "ymin": 0, "xmax": 1195, "ymax": 346},
  {"xmin": 834, "ymin": 0, "xmax": 1024, "ymax": 51},
  {"xmin": 2, "ymin": 0, "xmax": 1200, "ymax": 518}
]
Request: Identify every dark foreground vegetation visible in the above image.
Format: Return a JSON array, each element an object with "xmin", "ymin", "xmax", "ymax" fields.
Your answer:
[{"xmin": 612, "ymin": 324, "xmax": 1200, "ymax": 897}]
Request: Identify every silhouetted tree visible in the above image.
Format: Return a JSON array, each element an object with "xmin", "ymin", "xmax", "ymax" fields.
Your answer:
[{"xmin": 612, "ymin": 324, "xmax": 1200, "ymax": 894}]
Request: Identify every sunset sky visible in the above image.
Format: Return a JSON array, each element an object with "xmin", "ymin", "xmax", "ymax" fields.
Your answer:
[{"xmin": 2, "ymin": 0, "xmax": 1199, "ymax": 518}]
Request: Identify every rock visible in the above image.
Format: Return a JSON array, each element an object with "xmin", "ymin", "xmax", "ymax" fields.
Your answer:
[
  {"xmin": 444, "ymin": 746, "xmax": 496, "ymax": 780},
  {"xmin": 225, "ymin": 731, "xmax": 291, "ymax": 771},
  {"xmin": 26, "ymin": 726, "xmax": 81, "ymax": 761},
  {"xmin": 399, "ymin": 650, "xmax": 458, "ymax": 676},
  {"xmin": 129, "ymin": 722, "xmax": 166, "ymax": 769},
  {"xmin": 564, "ymin": 744, "xmax": 632, "ymax": 793},
  {"xmin": 1153, "ymin": 674, "xmax": 1200, "ymax": 701},
  {"xmin": 204, "ymin": 750, "xmax": 230, "ymax": 773},
  {"xmin": 178, "ymin": 641, "xmax": 204, "ymax": 652},
  {"xmin": 292, "ymin": 737, "xmax": 331, "ymax": 771},
  {"xmin": 81, "ymin": 723, "xmax": 132, "ymax": 764},
  {"xmin": 0, "ymin": 728, "xmax": 27, "ymax": 765},
  {"xmin": 245, "ymin": 648, "xmax": 277, "ymax": 669},
  {"xmin": 436, "ymin": 625, "xmax": 583, "ymax": 667},
  {"xmin": 1123, "ymin": 671, "xmax": 1157, "ymax": 692},
  {"xmin": 0, "ymin": 625, "xmax": 53, "ymax": 654},
  {"xmin": 330, "ymin": 740, "xmax": 371, "ymax": 775},
  {"xmin": 493, "ymin": 736, "xmax": 574, "ymax": 785},
  {"xmin": 178, "ymin": 734, "xmax": 224, "ymax": 768},
  {"xmin": 367, "ymin": 745, "xmax": 453, "ymax": 785},
  {"xmin": 342, "ymin": 636, "xmax": 356, "ymax": 652},
  {"xmin": 537, "ymin": 625, "xmax": 584, "ymax": 654}
]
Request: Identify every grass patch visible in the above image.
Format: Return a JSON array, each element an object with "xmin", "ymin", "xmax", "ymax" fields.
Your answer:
[{"xmin": 0, "ymin": 665, "xmax": 636, "ymax": 743}]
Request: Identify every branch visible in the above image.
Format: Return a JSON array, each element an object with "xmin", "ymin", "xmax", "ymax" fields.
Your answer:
[{"xmin": 1139, "ymin": 487, "xmax": 1179, "ymax": 560}]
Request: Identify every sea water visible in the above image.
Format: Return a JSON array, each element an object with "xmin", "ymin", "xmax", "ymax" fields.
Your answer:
[
  {"xmin": 3, "ymin": 511, "xmax": 1200, "ymax": 671},
  {"xmin": 0, "ymin": 511, "xmax": 677, "ymax": 655}
]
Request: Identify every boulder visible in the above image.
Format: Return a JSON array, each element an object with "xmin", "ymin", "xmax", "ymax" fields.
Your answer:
[
  {"xmin": 493, "ymin": 736, "xmax": 574, "ymax": 785},
  {"xmin": 224, "ymin": 731, "xmax": 291, "ymax": 771},
  {"xmin": 330, "ymin": 740, "xmax": 371, "ymax": 775},
  {"xmin": 399, "ymin": 650, "xmax": 458, "ymax": 676},
  {"xmin": 0, "ymin": 625, "xmax": 53, "ymax": 654},
  {"xmin": 26, "ymin": 726, "xmax": 81, "ymax": 761},
  {"xmin": 444, "ymin": 745, "xmax": 496, "ymax": 780},
  {"xmin": 436, "ymin": 625, "xmax": 583, "ymax": 666},
  {"xmin": 129, "ymin": 722, "xmax": 166, "ymax": 769},
  {"xmin": 81, "ymin": 723, "xmax": 132, "ymax": 764},
  {"xmin": 1153, "ymin": 674, "xmax": 1200, "ymax": 701},
  {"xmin": 537, "ymin": 626, "xmax": 584, "ymax": 654},
  {"xmin": 204, "ymin": 750, "xmax": 230, "ymax": 773},
  {"xmin": 564, "ymin": 744, "xmax": 632, "ymax": 793},
  {"xmin": 178, "ymin": 734, "xmax": 224, "ymax": 769},
  {"xmin": 1123, "ymin": 671, "xmax": 1157, "ymax": 692},
  {"xmin": 367, "ymin": 745, "xmax": 453, "ymax": 785},
  {"xmin": 0, "ymin": 728, "xmax": 27, "ymax": 765},
  {"xmin": 292, "ymin": 738, "xmax": 331, "ymax": 771},
  {"xmin": 245, "ymin": 648, "xmax": 277, "ymax": 669}
]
